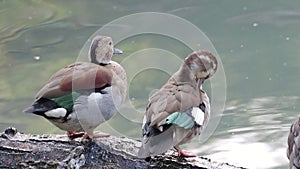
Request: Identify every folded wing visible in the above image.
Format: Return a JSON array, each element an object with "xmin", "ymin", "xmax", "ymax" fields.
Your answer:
[{"xmin": 35, "ymin": 62, "xmax": 113, "ymax": 99}]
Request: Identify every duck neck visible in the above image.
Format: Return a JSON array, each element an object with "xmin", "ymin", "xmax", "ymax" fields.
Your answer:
[
  {"xmin": 91, "ymin": 59, "xmax": 110, "ymax": 66},
  {"xmin": 172, "ymin": 63, "xmax": 195, "ymax": 84}
]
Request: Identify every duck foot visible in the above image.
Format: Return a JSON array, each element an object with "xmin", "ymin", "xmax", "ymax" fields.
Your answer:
[
  {"xmin": 67, "ymin": 131, "xmax": 110, "ymax": 140},
  {"xmin": 67, "ymin": 131, "xmax": 85, "ymax": 139},
  {"xmin": 91, "ymin": 131, "xmax": 110, "ymax": 138},
  {"xmin": 177, "ymin": 149, "xmax": 197, "ymax": 158},
  {"xmin": 80, "ymin": 132, "xmax": 110, "ymax": 143}
]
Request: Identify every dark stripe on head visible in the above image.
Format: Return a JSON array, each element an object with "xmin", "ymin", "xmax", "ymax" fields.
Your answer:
[{"xmin": 90, "ymin": 37, "xmax": 103, "ymax": 64}]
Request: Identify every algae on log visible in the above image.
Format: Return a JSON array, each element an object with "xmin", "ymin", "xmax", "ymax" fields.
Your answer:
[{"xmin": 0, "ymin": 127, "xmax": 246, "ymax": 169}]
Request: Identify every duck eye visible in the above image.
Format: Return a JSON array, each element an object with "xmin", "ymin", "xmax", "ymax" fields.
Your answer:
[{"xmin": 109, "ymin": 42, "xmax": 112, "ymax": 46}]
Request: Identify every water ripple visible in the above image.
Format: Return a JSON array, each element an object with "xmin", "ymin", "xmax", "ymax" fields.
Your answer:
[
  {"xmin": 226, "ymin": 10, "xmax": 300, "ymax": 26},
  {"xmin": 187, "ymin": 96, "xmax": 299, "ymax": 169}
]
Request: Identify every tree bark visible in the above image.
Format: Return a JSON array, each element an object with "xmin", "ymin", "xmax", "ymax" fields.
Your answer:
[{"xmin": 0, "ymin": 127, "xmax": 246, "ymax": 169}]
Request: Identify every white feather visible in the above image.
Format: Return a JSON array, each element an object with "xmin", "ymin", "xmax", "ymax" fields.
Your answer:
[
  {"xmin": 45, "ymin": 108, "xmax": 67, "ymax": 118},
  {"xmin": 142, "ymin": 115, "xmax": 147, "ymax": 129},
  {"xmin": 191, "ymin": 107, "xmax": 205, "ymax": 126}
]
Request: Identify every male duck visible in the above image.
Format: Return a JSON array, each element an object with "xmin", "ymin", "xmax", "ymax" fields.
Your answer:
[
  {"xmin": 23, "ymin": 36, "xmax": 127, "ymax": 139},
  {"xmin": 138, "ymin": 50, "xmax": 217, "ymax": 158}
]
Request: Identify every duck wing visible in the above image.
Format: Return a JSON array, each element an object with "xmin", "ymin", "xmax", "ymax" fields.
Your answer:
[
  {"xmin": 138, "ymin": 80, "xmax": 204, "ymax": 158},
  {"xmin": 35, "ymin": 62, "xmax": 113, "ymax": 99},
  {"xmin": 146, "ymin": 80, "xmax": 201, "ymax": 128}
]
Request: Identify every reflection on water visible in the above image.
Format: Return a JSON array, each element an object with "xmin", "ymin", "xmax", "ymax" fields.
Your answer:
[
  {"xmin": 1, "ymin": 1, "xmax": 300, "ymax": 169},
  {"xmin": 197, "ymin": 134, "xmax": 286, "ymax": 169},
  {"xmin": 190, "ymin": 96, "xmax": 300, "ymax": 169}
]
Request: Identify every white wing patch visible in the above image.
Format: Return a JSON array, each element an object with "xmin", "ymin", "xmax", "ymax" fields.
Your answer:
[
  {"xmin": 45, "ymin": 108, "xmax": 67, "ymax": 118},
  {"xmin": 191, "ymin": 107, "xmax": 205, "ymax": 126},
  {"xmin": 142, "ymin": 115, "xmax": 147, "ymax": 129}
]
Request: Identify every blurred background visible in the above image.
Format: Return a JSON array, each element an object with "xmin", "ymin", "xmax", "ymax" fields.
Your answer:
[{"xmin": 1, "ymin": 1, "xmax": 300, "ymax": 168}]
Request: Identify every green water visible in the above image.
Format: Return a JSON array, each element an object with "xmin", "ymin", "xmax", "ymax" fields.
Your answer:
[{"xmin": 1, "ymin": 0, "xmax": 300, "ymax": 168}]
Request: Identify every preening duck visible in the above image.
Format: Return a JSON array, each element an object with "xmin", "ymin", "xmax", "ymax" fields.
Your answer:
[{"xmin": 138, "ymin": 50, "xmax": 217, "ymax": 158}]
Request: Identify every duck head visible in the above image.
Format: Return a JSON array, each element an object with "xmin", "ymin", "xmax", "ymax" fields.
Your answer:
[
  {"xmin": 88, "ymin": 36, "xmax": 123, "ymax": 65},
  {"xmin": 184, "ymin": 50, "xmax": 217, "ymax": 87}
]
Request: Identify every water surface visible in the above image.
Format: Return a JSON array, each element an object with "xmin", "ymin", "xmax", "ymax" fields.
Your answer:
[{"xmin": 1, "ymin": 1, "xmax": 300, "ymax": 168}]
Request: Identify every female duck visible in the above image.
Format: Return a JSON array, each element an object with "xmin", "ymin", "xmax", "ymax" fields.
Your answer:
[{"xmin": 138, "ymin": 50, "xmax": 217, "ymax": 158}]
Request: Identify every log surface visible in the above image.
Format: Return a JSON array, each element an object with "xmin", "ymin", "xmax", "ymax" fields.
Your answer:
[{"xmin": 0, "ymin": 127, "xmax": 246, "ymax": 169}]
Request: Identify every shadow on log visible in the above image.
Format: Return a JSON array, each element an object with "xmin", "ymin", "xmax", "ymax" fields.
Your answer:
[{"xmin": 0, "ymin": 127, "xmax": 246, "ymax": 169}]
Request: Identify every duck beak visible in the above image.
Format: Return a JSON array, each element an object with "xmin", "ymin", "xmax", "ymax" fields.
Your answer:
[{"xmin": 113, "ymin": 48, "xmax": 123, "ymax": 55}]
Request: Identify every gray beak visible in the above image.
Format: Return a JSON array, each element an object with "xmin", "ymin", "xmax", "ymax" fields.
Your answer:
[{"xmin": 113, "ymin": 48, "xmax": 123, "ymax": 54}]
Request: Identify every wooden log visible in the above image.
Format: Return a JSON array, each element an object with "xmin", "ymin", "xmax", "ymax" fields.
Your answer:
[{"xmin": 0, "ymin": 127, "xmax": 246, "ymax": 169}]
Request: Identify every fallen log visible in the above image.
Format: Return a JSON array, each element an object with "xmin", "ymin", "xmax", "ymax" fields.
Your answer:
[{"xmin": 0, "ymin": 127, "xmax": 246, "ymax": 169}]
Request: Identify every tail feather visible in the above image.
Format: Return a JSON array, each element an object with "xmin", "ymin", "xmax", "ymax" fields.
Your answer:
[
  {"xmin": 138, "ymin": 125, "xmax": 175, "ymax": 158},
  {"xmin": 23, "ymin": 98, "xmax": 60, "ymax": 116}
]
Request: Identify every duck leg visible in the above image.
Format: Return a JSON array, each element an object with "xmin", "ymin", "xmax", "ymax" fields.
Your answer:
[
  {"xmin": 68, "ymin": 131, "xmax": 110, "ymax": 139},
  {"xmin": 174, "ymin": 146, "xmax": 197, "ymax": 157},
  {"xmin": 83, "ymin": 131, "xmax": 110, "ymax": 139},
  {"xmin": 67, "ymin": 131, "xmax": 85, "ymax": 139}
]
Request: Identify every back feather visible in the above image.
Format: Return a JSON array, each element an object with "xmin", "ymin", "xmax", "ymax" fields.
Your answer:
[
  {"xmin": 23, "ymin": 98, "xmax": 60, "ymax": 116},
  {"xmin": 138, "ymin": 102, "xmax": 207, "ymax": 158},
  {"xmin": 23, "ymin": 92, "xmax": 80, "ymax": 119},
  {"xmin": 138, "ymin": 123, "xmax": 175, "ymax": 158},
  {"xmin": 51, "ymin": 92, "xmax": 80, "ymax": 111},
  {"xmin": 166, "ymin": 112, "xmax": 194, "ymax": 129}
]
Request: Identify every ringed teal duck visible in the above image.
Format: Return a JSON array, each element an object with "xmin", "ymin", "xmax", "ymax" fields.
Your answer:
[
  {"xmin": 138, "ymin": 50, "xmax": 217, "ymax": 158},
  {"xmin": 23, "ymin": 36, "xmax": 127, "ymax": 139}
]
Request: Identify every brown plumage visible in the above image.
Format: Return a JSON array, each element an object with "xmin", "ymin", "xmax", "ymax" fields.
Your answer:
[
  {"xmin": 35, "ymin": 62, "xmax": 113, "ymax": 99},
  {"xmin": 138, "ymin": 50, "xmax": 217, "ymax": 158},
  {"xmin": 23, "ymin": 36, "xmax": 127, "ymax": 139}
]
